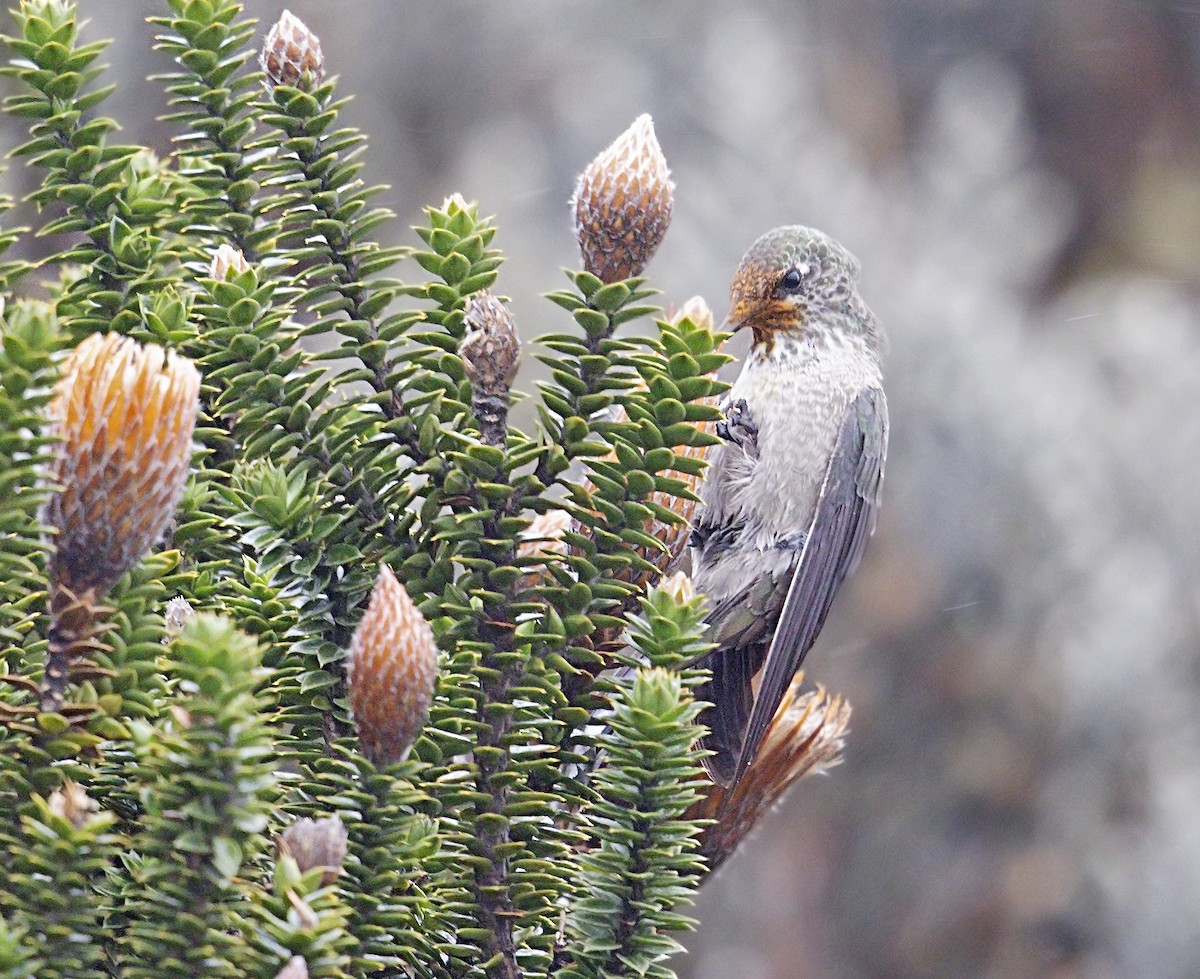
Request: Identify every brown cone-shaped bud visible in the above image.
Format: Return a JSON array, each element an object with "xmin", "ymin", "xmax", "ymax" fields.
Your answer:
[
  {"xmin": 47, "ymin": 780, "xmax": 99, "ymax": 829},
  {"xmin": 208, "ymin": 243, "xmax": 250, "ymax": 281},
  {"xmin": 347, "ymin": 566, "xmax": 438, "ymax": 766},
  {"xmin": 688, "ymin": 678, "xmax": 850, "ymax": 875},
  {"xmin": 43, "ymin": 332, "xmax": 200, "ymax": 597},
  {"xmin": 279, "ymin": 815, "xmax": 348, "ymax": 887},
  {"xmin": 461, "ymin": 291, "xmax": 521, "ymax": 397},
  {"xmin": 274, "ymin": 956, "xmax": 309, "ymax": 979},
  {"xmin": 461, "ymin": 291, "xmax": 520, "ymax": 446},
  {"xmin": 572, "ymin": 113, "xmax": 674, "ymax": 283},
  {"xmin": 516, "ymin": 508, "xmax": 572, "ymax": 590},
  {"xmin": 260, "ymin": 10, "xmax": 324, "ymax": 90}
]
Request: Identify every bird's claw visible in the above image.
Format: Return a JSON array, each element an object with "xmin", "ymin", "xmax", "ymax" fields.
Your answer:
[{"xmin": 717, "ymin": 398, "xmax": 759, "ymax": 450}]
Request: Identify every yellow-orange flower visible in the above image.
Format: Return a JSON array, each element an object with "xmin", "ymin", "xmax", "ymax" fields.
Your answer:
[
  {"xmin": 347, "ymin": 566, "xmax": 438, "ymax": 766},
  {"xmin": 44, "ymin": 333, "xmax": 200, "ymax": 595}
]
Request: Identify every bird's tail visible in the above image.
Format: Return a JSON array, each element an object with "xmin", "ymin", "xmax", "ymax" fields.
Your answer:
[{"xmin": 697, "ymin": 641, "xmax": 766, "ymax": 787}]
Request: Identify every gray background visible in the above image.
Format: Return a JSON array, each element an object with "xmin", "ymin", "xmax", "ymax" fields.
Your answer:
[{"xmin": 7, "ymin": 3, "xmax": 1200, "ymax": 977}]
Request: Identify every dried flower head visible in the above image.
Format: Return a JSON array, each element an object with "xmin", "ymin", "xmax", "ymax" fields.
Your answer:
[
  {"xmin": 43, "ymin": 333, "xmax": 200, "ymax": 596},
  {"xmin": 347, "ymin": 566, "xmax": 438, "ymax": 766},
  {"xmin": 572, "ymin": 113, "xmax": 674, "ymax": 283},
  {"xmin": 260, "ymin": 10, "xmax": 324, "ymax": 89},
  {"xmin": 47, "ymin": 780, "xmax": 99, "ymax": 829},
  {"xmin": 163, "ymin": 596, "xmax": 195, "ymax": 641},
  {"xmin": 461, "ymin": 291, "xmax": 521, "ymax": 397},
  {"xmin": 279, "ymin": 815, "xmax": 348, "ymax": 887},
  {"xmin": 208, "ymin": 243, "xmax": 250, "ymax": 281},
  {"xmin": 274, "ymin": 955, "xmax": 309, "ymax": 979},
  {"xmin": 688, "ymin": 678, "xmax": 851, "ymax": 874}
]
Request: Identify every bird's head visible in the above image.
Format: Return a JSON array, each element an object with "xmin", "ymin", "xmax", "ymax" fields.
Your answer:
[{"xmin": 724, "ymin": 225, "xmax": 880, "ymax": 353}]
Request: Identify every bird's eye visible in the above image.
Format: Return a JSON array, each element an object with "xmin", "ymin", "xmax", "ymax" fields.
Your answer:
[{"xmin": 780, "ymin": 267, "xmax": 804, "ymax": 293}]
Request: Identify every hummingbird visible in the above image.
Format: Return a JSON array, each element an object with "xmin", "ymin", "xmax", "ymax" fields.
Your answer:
[{"xmin": 690, "ymin": 225, "xmax": 888, "ymax": 788}]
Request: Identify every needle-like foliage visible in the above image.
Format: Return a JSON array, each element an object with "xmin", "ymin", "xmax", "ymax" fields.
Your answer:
[{"xmin": 0, "ymin": 4, "xmax": 851, "ymax": 977}]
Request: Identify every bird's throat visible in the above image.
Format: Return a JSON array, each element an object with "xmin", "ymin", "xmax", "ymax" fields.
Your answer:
[{"xmin": 749, "ymin": 321, "xmax": 806, "ymax": 357}]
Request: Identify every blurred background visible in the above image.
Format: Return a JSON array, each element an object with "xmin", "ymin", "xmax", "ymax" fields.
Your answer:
[{"xmin": 6, "ymin": 2, "xmax": 1200, "ymax": 976}]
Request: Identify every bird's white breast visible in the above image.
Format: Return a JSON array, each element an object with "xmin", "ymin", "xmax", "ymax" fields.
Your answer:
[{"xmin": 705, "ymin": 331, "xmax": 881, "ymax": 550}]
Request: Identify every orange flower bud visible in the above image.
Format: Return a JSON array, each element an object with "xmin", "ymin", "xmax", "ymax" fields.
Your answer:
[
  {"xmin": 689, "ymin": 679, "xmax": 850, "ymax": 874},
  {"xmin": 260, "ymin": 10, "xmax": 324, "ymax": 90},
  {"xmin": 347, "ymin": 566, "xmax": 438, "ymax": 766},
  {"xmin": 572, "ymin": 114, "xmax": 674, "ymax": 283},
  {"xmin": 43, "ymin": 333, "xmax": 200, "ymax": 596}
]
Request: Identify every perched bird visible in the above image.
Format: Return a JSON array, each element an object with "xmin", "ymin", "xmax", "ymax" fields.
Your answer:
[{"xmin": 690, "ymin": 225, "xmax": 888, "ymax": 787}]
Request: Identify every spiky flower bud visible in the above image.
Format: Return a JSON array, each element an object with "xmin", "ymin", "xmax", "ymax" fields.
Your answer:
[
  {"xmin": 460, "ymin": 291, "xmax": 520, "ymax": 446},
  {"xmin": 208, "ymin": 243, "xmax": 250, "ymax": 281},
  {"xmin": 43, "ymin": 332, "xmax": 200, "ymax": 596},
  {"xmin": 260, "ymin": 10, "xmax": 324, "ymax": 90},
  {"xmin": 688, "ymin": 679, "xmax": 850, "ymax": 874},
  {"xmin": 347, "ymin": 566, "xmax": 438, "ymax": 766},
  {"xmin": 461, "ymin": 291, "xmax": 521, "ymax": 397},
  {"xmin": 572, "ymin": 113, "xmax": 674, "ymax": 283},
  {"xmin": 279, "ymin": 815, "xmax": 348, "ymax": 887},
  {"xmin": 274, "ymin": 956, "xmax": 309, "ymax": 979},
  {"xmin": 47, "ymin": 780, "xmax": 98, "ymax": 829}
]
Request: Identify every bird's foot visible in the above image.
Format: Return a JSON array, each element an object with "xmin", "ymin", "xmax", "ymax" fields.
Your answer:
[{"xmin": 717, "ymin": 398, "xmax": 759, "ymax": 451}]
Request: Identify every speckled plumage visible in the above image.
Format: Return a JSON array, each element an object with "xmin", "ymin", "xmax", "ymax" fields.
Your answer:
[{"xmin": 691, "ymin": 225, "xmax": 888, "ymax": 787}]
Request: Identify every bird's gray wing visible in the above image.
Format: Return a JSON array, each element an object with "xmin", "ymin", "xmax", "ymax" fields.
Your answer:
[
  {"xmin": 697, "ymin": 568, "xmax": 794, "ymax": 784},
  {"xmin": 731, "ymin": 384, "xmax": 888, "ymax": 784}
]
